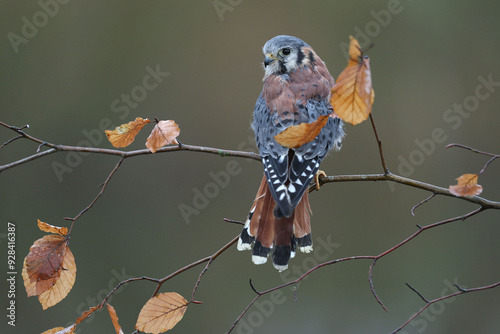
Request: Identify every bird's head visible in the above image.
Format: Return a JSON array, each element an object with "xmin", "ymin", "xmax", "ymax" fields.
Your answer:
[{"xmin": 262, "ymin": 35, "xmax": 309, "ymax": 78}]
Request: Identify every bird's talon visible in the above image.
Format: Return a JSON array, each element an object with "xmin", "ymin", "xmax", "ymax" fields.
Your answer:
[{"xmin": 315, "ymin": 170, "xmax": 327, "ymax": 190}]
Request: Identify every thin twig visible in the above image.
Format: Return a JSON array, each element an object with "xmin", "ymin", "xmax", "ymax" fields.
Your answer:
[
  {"xmin": 405, "ymin": 283, "xmax": 429, "ymax": 303},
  {"xmin": 411, "ymin": 193, "xmax": 437, "ymax": 216},
  {"xmin": 369, "ymin": 260, "xmax": 387, "ymax": 312},
  {"xmin": 369, "ymin": 113, "xmax": 389, "ymax": 174},
  {"xmin": 447, "ymin": 143, "xmax": 499, "ymax": 175},
  {"xmin": 0, "ymin": 134, "xmax": 23, "ymax": 149},
  {"xmin": 392, "ymin": 280, "xmax": 500, "ymax": 333},
  {"xmin": 65, "ymin": 157, "xmax": 125, "ymax": 235}
]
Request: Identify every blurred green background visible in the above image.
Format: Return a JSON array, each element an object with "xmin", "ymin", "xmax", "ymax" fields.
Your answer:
[{"xmin": 1, "ymin": 1, "xmax": 500, "ymax": 333}]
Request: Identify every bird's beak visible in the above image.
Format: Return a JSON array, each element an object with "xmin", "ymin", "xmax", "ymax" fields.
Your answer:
[{"xmin": 264, "ymin": 53, "xmax": 277, "ymax": 67}]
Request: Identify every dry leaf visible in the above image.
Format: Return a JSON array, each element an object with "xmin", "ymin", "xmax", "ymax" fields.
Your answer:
[
  {"xmin": 136, "ymin": 292, "xmax": 188, "ymax": 333},
  {"xmin": 76, "ymin": 306, "xmax": 100, "ymax": 325},
  {"xmin": 331, "ymin": 36, "xmax": 374, "ymax": 125},
  {"xmin": 38, "ymin": 219, "xmax": 68, "ymax": 236},
  {"xmin": 274, "ymin": 114, "xmax": 331, "ymax": 148},
  {"xmin": 42, "ymin": 326, "xmax": 76, "ymax": 334},
  {"xmin": 24, "ymin": 234, "xmax": 68, "ymax": 296},
  {"xmin": 106, "ymin": 117, "xmax": 151, "ymax": 148},
  {"xmin": 107, "ymin": 304, "xmax": 125, "ymax": 334},
  {"xmin": 449, "ymin": 173, "xmax": 483, "ymax": 196},
  {"xmin": 145, "ymin": 120, "xmax": 180, "ymax": 153},
  {"xmin": 37, "ymin": 246, "xmax": 76, "ymax": 309}
]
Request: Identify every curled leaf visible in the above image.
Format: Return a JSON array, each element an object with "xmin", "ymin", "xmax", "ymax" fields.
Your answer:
[
  {"xmin": 449, "ymin": 173, "xmax": 483, "ymax": 196},
  {"xmin": 135, "ymin": 292, "xmax": 188, "ymax": 333},
  {"xmin": 331, "ymin": 36, "xmax": 374, "ymax": 125},
  {"xmin": 145, "ymin": 120, "xmax": 180, "ymax": 153},
  {"xmin": 106, "ymin": 117, "xmax": 151, "ymax": 148},
  {"xmin": 38, "ymin": 219, "xmax": 68, "ymax": 236},
  {"xmin": 274, "ymin": 114, "xmax": 331, "ymax": 148}
]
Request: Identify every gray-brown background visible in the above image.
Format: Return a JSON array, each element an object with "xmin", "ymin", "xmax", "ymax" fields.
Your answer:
[{"xmin": 1, "ymin": 1, "xmax": 499, "ymax": 333}]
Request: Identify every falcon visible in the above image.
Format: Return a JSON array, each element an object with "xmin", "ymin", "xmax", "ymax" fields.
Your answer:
[{"xmin": 237, "ymin": 35, "xmax": 345, "ymax": 271}]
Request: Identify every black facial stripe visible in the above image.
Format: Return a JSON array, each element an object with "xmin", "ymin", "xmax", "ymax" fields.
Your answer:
[
  {"xmin": 309, "ymin": 50, "xmax": 315, "ymax": 65},
  {"xmin": 296, "ymin": 48, "xmax": 305, "ymax": 65},
  {"xmin": 279, "ymin": 62, "xmax": 287, "ymax": 74}
]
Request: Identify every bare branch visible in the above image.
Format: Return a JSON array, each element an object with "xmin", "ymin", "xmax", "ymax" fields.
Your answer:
[
  {"xmin": 369, "ymin": 113, "xmax": 389, "ymax": 174},
  {"xmin": 393, "ymin": 280, "xmax": 500, "ymax": 333},
  {"xmin": 411, "ymin": 193, "xmax": 437, "ymax": 216}
]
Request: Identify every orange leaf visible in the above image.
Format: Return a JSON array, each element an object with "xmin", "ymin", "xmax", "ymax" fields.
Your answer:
[
  {"xmin": 331, "ymin": 36, "xmax": 374, "ymax": 125},
  {"xmin": 76, "ymin": 306, "xmax": 100, "ymax": 325},
  {"xmin": 38, "ymin": 219, "xmax": 68, "ymax": 236},
  {"xmin": 105, "ymin": 117, "xmax": 151, "ymax": 148},
  {"xmin": 449, "ymin": 173, "xmax": 483, "ymax": 196},
  {"xmin": 135, "ymin": 292, "xmax": 188, "ymax": 333},
  {"xmin": 37, "ymin": 246, "xmax": 76, "ymax": 309},
  {"xmin": 42, "ymin": 326, "xmax": 76, "ymax": 334},
  {"xmin": 145, "ymin": 120, "xmax": 180, "ymax": 153},
  {"xmin": 24, "ymin": 234, "xmax": 68, "ymax": 296},
  {"xmin": 274, "ymin": 114, "xmax": 331, "ymax": 148},
  {"xmin": 107, "ymin": 304, "xmax": 125, "ymax": 334}
]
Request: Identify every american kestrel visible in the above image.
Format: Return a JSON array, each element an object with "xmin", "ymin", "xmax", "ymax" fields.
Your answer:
[{"xmin": 237, "ymin": 35, "xmax": 345, "ymax": 271}]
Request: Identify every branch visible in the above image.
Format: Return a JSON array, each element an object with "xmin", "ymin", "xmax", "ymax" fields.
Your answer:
[
  {"xmin": 447, "ymin": 143, "xmax": 500, "ymax": 174},
  {"xmin": 392, "ymin": 280, "xmax": 500, "ymax": 333},
  {"xmin": 227, "ymin": 206, "xmax": 488, "ymax": 332},
  {"xmin": 0, "ymin": 120, "xmax": 260, "ymax": 173},
  {"xmin": 318, "ymin": 173, "xmax": 499, "ymax": 209}
]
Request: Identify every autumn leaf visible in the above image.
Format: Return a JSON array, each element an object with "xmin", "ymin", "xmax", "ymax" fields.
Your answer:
[
  {"xmin": 42, "ymin": 326, "xmax": 76, "ymax": 334},
  {"xmin": 449, "ymin": 173, "xmax": 483, "ymax": 197},
  {"xmin": 38, "ymin": 219, "xmax": 68, "ymax": 236},
  {"xmin": 136, "ymin": 292, "xmax": 188, "ymax": 333},
  {"xmin": 107, "ymin": 304, "xmax": 125, "ymax": 334},
  {"xmin": 274, "ymin": 114, "xmax": 331, "ymax": 148},
  {"xmin": 37, "ymin": 246, "xmax": 76, "ymax": 309},
  {"xmin": 331, "ymin": 36, "xmax": 375, "ymax": 125},
  {"xmin": 145, "ymin": 120, "xmax": 180, "ymax": 153},
  {"xmin": 106, "ymin": 117, "xmax": 151, "ymax": 148},
  {"xmin": 24, "ymin": 234, "xmax": 68, "ymax": 296}
]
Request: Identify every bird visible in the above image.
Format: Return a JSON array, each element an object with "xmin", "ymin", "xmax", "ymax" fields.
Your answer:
[{"xmin": 237, "ymin": 35, "xmax": 345, "ymax": 271}]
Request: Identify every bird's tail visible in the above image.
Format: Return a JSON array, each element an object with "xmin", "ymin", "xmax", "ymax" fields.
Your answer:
[{"xmin": 237, "ymin": 175, "xmax": 313, "ymax": 271}]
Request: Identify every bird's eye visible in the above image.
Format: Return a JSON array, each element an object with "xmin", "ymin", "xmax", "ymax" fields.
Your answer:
[{"xmin": 281, "ymin": 48, "xmax": 291, "ymax": 56}]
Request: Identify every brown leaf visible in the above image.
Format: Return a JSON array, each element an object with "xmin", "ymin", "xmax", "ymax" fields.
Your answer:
[
  {"xmin": 331, "ymin": 36, "xmax": 374, "ymax": 125},
  {"xmin": 38, "ymin": 219, "xmax": 68, "ymax": 236},
  {"xmin": 145, "ymin": 120, "xmax": 180, "ymax": 153},
  {"xmin": 274, "ymin": 114, "xmax": 331, "ymax": 148},
  {"xmin": 106, "ymin": 117, "xmax": 151, "ymax": 148},
  {"xmin": 37, "ymin": 246, "xmax": 76, "ymax": 309},
  {"xmin": 42, "ymin": 326, "xmax": 76, "ymax": 334},
  {"xmin": 76, "ymin": 306, "xmax": 100, "ymax": 325},
  {"xmin": 24, "ymin": 234, "xmax": 67, "ymax": 296},
  {"xmin": 135, "ymin": 292, "xmax": 188, "ymax": 333},
  {"xmin": 107, "ymin": 304, "xmax": 125, "ymax": 334},
  {"xmin": 449, "ymin": 174, "xmax": 483, "ymax": 196}
]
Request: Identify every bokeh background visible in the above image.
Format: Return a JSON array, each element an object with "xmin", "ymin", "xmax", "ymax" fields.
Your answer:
[{"xmin": 1, "ymin": 1, "xmax": 500, "ymax": 333}]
